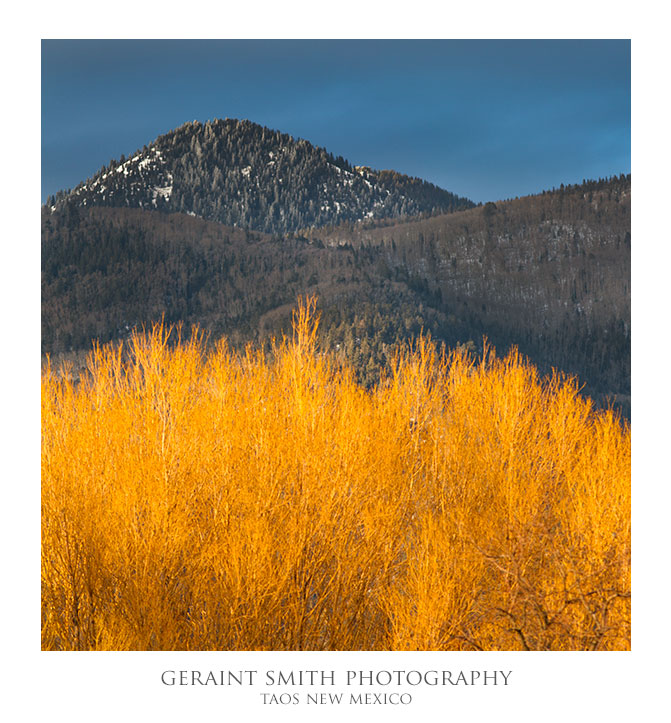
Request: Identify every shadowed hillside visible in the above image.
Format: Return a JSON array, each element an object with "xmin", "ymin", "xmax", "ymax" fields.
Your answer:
[{"xmin": 42, "ymin": 175, "xmax": 630, "ymax": 411}]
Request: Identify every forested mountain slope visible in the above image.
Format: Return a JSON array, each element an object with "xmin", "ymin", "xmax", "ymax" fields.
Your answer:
[
  {"xmin": 45, "ymin": 118, "xmax": 474, "ymax": 234},
  {"xmin": 309, "ymin": 174, "xmax": 631, "ymax": 400},
  {"xmin": 42, "ymin": 175, "xmax": 630, "ymax": 411},
  {"xmin": 42, "ymin": 205, "xmax": 456, "ymax": 377}
]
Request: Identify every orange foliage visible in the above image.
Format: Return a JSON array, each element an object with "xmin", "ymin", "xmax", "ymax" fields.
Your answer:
[{"xmin": 41, "ymin": 299, "xmax": 630, "ymax": 650}]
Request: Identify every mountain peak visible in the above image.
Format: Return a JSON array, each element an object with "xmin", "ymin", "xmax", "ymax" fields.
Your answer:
[{"xmin": 47, "ymin": 118, "xmax": 474, "ymax": 233}]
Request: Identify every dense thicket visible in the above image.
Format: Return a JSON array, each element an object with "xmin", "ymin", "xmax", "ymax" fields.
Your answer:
[
  {"xmin": 42, "ymin": 176, "xmax": 630, "ymax": 411},
  {"xmin": 46, "ymin": 119, "xmax": 474, "ymax": 233},
  {"xmin": 42, "ymin": 305, "xmax": 630, "ymax": 651}
]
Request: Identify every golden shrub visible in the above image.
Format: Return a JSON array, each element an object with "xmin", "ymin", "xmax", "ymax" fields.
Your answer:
[{"xmin": 41, "ymin": 299, "xmax": 630, "ymax": 650}]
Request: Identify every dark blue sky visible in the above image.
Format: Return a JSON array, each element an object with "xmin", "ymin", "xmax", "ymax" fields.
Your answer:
[{"xmin": 41, "ymin": 39, "xmax": 630, "ymax": 204}]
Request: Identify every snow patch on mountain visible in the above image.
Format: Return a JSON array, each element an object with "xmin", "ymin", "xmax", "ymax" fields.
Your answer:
[
  {"xmin": 152, "ymin": 175, "xmax": 174, "ymax": 205},
  {"xmin": 66, "ymin": 146, "xmax": 173, "ymax": 209}
]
